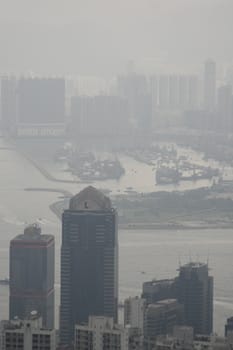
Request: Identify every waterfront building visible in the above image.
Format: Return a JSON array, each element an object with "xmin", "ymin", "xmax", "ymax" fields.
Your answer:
[
  {"xmin": 74, "ymin": 316, "xmax": 128, "ymax": 350},
  {"xmin": 177, "ymin": 262, "xmax": 213, "ymax": 335},
  {"xmin": 0, "ymin": 313, "xmax": 56, "ymax": 350},
  {"xmin": 204, "ymin": 60, "xmax": 216, "ymax": 111},
  {"xmin": 9, "ymin": 224, "xmax": 55, "ymax": 329},
  {"xmin": 60, "ymin": 186, "xmax": 118, "ymax": 346},
  {"xmin": 124, "ymin": 296, "xmax": 146, "ymax": 333}
]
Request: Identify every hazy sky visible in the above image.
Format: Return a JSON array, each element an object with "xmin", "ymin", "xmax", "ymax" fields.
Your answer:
[{"xmin": 0, "ymin": 0, "xmax": 232, "ymax": 76}]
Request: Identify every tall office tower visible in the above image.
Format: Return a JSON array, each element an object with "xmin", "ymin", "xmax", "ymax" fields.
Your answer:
[
  {"xmin": 9, "ymin": 224, "xmax": 55, "ymax": 329},
  {"xmin": 0, "ymin": 314, "xmax": 56, "ymax": 350},
  {"xmin": 144, "ymin": 300, "xmax": 184, "ymax": 344},
  {"xmin": 204, "ymin": 60, "xmax": 216, "ymax": 112},
  {"xmin": 0, "ymin": 76, "xmax": 17, "ymax": 134},
  {"xmin": 159, "ymin": 75, "xmax": 169, "ymax": 109},
  {"xmin": 74, "ymin": 316, "xmax": 128, "ymax": 350},
  {"xmin": 217, "ymin": 85, "xmax": 233, "ymax": 131},
  {"xmin": 124, "ymin": 297, "xmax": 146, "ymax": 333},
  {"xmin": 60, "ymin": 186, "xmax": 118, "ymax": 346},
  {"xmin": 142, "ymin": 279, "xmax": 177, "ymax": 305},
  {"xmin": 169, "ymin": 75, "xmax": 179, "ymax": 109},
  {"xmin": 177, "ymin": 262, "xmax": 213, "ymax": 335},
  {"xmin": 117, "ymin": 73, "xmax": 149, "ymax": 130}
]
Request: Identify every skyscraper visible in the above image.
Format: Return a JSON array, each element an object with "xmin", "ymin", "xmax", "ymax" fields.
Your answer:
[
  {"xmin": 9, "ymin": 224, "xmax": 55, "ymax": 329},
  {"xmin": 204, "ymin": 60, "xmax": 216, "ymax": 112},
  {"xmin": 60, "ymin": 186, "xmax": 118, "ymax": 346},
  {"xmin": 177, "ymin": 262, "xmax": 213, "ymax": 335}
]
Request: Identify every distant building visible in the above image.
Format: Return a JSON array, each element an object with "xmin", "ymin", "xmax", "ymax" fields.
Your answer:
[
  {"xmin": 17, "ymin": 77, "xmax": 65, "ymax": 137},
  {"xmin": 9, "ymin": 224, "xmax": 55, "ymax": 329},
  {"xmin": 204, "ymin": 60, "xmax": 216, "ymax": 111},
  {"xmin": 188, "ymin": 75, "xmax": 199, "ymax": 110},
  {"xmin": 169, "ymin": 75, "xmax": 179, "ymax": 109},
  {"xmin": 124, "ymin": 297, "xmax": 146, "ymax": 333},
  {"xmin": 60, "ymin": 186, "xmax": 118, "ymax": 346},
  {"xmin": 142, "ymin": 279, "xmax": 177, "ymax": 305},
  {"xmin": 74, "ymin": 316, "xmax": 128, "ymax": 350},
  {"xmin": 179, "ymin": 75, "xmax": 189, "ymax": 109},
  {"xmin": 70, "ymin": 95, "xmax": 129, "ymax": 137},
  {"xmin": 159, "ymin": 75, "xmax": 169, "ymax": 109},
  {"xmin": 0, "ymin": 313, "xmax": 56, "ymax": 350},
  {"xmin": 177, "ymin": 262, "xmax": 213, "ymax": 335}
]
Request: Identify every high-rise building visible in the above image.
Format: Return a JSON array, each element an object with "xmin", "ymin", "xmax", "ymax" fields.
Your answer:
[
  {"xmin": 124, "ymin": 297, "xmax": 146, "ymax": 333},
  {"xmin": 188, "ymin": 75, "xmax": 199, "ymax": 110},
  {"xmin": 70, "ymin": 95, "xmax": 129, "ymax": 137},
  {"xmin": 0, "ymin": 313, "xmax": 56, "ymax": 350},
  {"xmin": 17, "ymin": 77, "xmax": 65, "ymax": 137},
  {"xmin": 179, "ymin": 75, "xmax": 189, "ymax": 109},
  {"xmin": 169, "ymin": 75, "xmax": 179, "ymax": 109},
  {"xmin": 177, "ymin": 262, "xmax": 213, "ymax": 335},
  {"xmin": 9, "ymin": 224, "xmax": 55, "ymax": 329},
  {"xmin": 74, "ymin": 316, "xmax": 128, "ymax": 350},
  {"xmin": 60, "ymin": 186, "xmax": 118, "ymax": 346},
  {"xmin": 204, "ymin": 60, "xmax": 216, "ymax": 112}
]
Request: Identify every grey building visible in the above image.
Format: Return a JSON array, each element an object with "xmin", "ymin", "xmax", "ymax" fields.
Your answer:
[
  {"xmin": 9, "ymin": 224, "xmax": 55, "ymax": 329},
  {"xmin": 60, "ymin": 186, "xmax": 118, "ymax": 346},
  {"xmin": 74, "ymin": 316, "xmax": 128, "ymax": 350},
  {"xmin": 177, "ymin": 262, "xmax": 213, "ymax": 335},
  {"xmin": 0, "ymin": 313, "xmax": 56, "ymax": 350},
  {"xmin": 204, "ymin": 60, "xmax": 216, "ymax": 112}
]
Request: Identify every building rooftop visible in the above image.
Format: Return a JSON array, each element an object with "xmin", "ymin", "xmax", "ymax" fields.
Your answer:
[
  {"xmin": 179, "ymin": 262, "xmax": 207, "ymax": 270},
  {"xmin": 12, "ymin": 224, "xmax": 54, "ymax": 243},
  {"xmin": 69, "ymin": 186, "xmax": 112, "ymax": 211}
]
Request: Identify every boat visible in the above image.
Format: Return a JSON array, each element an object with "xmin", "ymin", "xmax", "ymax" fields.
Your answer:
[{"xmin": 156, "ymin": 167, "xmax": 180, "ymax": 185}]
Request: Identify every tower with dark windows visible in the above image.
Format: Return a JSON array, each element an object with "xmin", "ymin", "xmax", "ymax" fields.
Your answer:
[
  {"xmin": 9, "ymin": 224, "xmax": 55, "ymax": 329},
  {"xmin": 177, "ymin": 262, "xmax": 213, "ymax": 335},
  {"xmin": 60, "ymin": 186, "xmax": 118, "ymax": 346}
]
